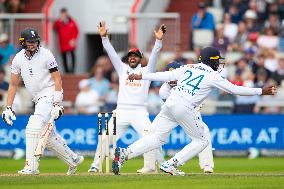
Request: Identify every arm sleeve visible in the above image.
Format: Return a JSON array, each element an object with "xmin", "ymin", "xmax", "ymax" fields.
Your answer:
[
  {"xmin": 46, "ymin": 50, "xmax": 58, "ymax": 69},
  {"xmin": 159, "ymin": 83, "xmax": 171, "ymax": 100},
  {"xmin": 142, "ymin": 67, "xmax": 184, "ymax": 82},
  {"xmin": 147, "ymin": 39, "xmax": 163, "ymax": 73},
  {"xmin": 211, "ymin": 74, "xmax": 262, "ymax": 96},
  {"xmin": 11, "ymin": 56, "xmax": 20, "ymax": 75},
  {"xmin": 101, "ymin": 37, "xmax": 123, "ymax": 73}
]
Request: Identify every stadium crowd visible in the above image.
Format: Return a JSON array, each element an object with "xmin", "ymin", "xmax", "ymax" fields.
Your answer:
[{"xmin": 0, "ymin": 0, "xmax": 284, "ymax": 115}]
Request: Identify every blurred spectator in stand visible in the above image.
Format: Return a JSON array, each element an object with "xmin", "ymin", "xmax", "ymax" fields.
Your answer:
[
  {"xmin": 172, "ymin": 44, "xmax": 187, "ymax": 65},
  {"xmin": 0, "ymin": 33, "xmax": 16, "ymax": 67},
  {"xmin": 94, "ymin": 55, "xmax": 113, "ymax": 80},
  {"xmin": 243, "ymin": 33, "xmax": 259, "ymax": 62},
  {"xmin": 212, "ymin": 24, "xmax": 230, "ymax": 54},
  {"xmin": 228, "ymin": 21, "xmax": 248, "ymax": 52},
  {"xmin": 279, "ymin": 20, "xmax": 284, "ymax": 51},
  {"xmin": 252, "ymin": 54, "xmax": 271, "ymax": 82},
  {"xmin": 147, "ymin": 81, "xmax": 163, "ymax": 114},
  {"xmin": 263, "ymin": 50, "xmax": 278, "ymax": 72},
  {"xmin": 223, "ymin": 13, "xmax": 238, "ymax": 42},
  {"xmin": 75, "ymin": 79, "xmax": 101, "ymax": 114},
  {"xmin": 54, "ymin": 8, "xmax": 79, "ymax": 73},
  {"xmin": 104, "ymin": 71, "xmax": 119, "ymax": 112},
  {"xmin": 0, "ymin": 0, "xmax": 6, "ymax": 12},
  {"xmin": 192, "ymin": 2, "xmax": 215, "ymax": 31},
  {"xmin": 89, "ymin": 64, "xmax": 110, "ymax": 100},
  {"xmin": 243, "ymin": 9, "xmax": 262, "ymax": 33},
  {"xmin": 225, "ymin": 0, "xmax": 248, "ymax": 24},
  {"xmin": 272, "ymin": 57, "xmax": 284, "ymax": 85},
  {"xmin": 230, "ymin": 69, "xmax": 244, "ymax": 86},
  {"xmin": 0, "ymin": 67, "xmax": 8, "ymax": 111},
  {"xmin": 234, "ymin": 58, "xmax": 251, "ymax": 80},
  {"xmin": 5, "ymin": 0, "xmax": 24, "ymax": 13},
  {"xmin": 257, "ymin": 27, "xmax": 279, "ymax": 50},
  {"xmin": 248, "ymin": 0, "xmax": 267, "ymax": 23},
  {"xmin": 12, "ymin": 80, "xmax": 33, "ymax": 114},
  {"xmin": 233, "ymin": 71, "xmax": 259, "ymax": 113},
  {"xmin": 264, "ymin": 13, "xmax": 281, "ymax": 34},
  {"xmin": 255, "ymin": 68, "xmax": 268, "ymax": 88}
]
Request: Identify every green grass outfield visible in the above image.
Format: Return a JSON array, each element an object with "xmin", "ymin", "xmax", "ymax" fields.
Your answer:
[{"xmin": 0, "ymin": 157, "xmax": 284, "ymax": 189}]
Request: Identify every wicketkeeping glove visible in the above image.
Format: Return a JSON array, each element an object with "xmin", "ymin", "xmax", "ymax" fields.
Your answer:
[
  {"xmin": 50, "ymin": 103, "xmax": 64, "ymax": 121},
  {"xmin": 2, "ymin": 106, "xmax": 16, "ymax": 126}
]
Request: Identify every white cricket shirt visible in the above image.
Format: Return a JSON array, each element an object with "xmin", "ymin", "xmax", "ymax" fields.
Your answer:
[
  {"xmin": 11, "ymin": 47, "xmax": 58, "ymax": 102},
  {"xmin": 143, "ymin": 63, "xmax": 262, "ymax": 109},
  {"xmin": 102, "ymin": 37, "xmax": 162, "ymax": 110}
]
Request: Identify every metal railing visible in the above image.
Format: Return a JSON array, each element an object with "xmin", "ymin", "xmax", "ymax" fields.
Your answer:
[
  {"xmin": 0, "ymin": 13, "xmax": 46, "ymax": 46},
  {"xmin": 112, "ymin": 12, "xmax": 180, "ymax": 52}
]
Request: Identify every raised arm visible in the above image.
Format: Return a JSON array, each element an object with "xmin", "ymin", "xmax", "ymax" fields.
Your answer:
[
  {"xmin": 99, "ymin": 21, "xmax": 123, "ymax": 73},
  {"xmin": 211, "ymin": 74, "xmax": 276, "ymax": 96},
  {"xmin": 147, "ymin": 25, "xmax": 166, "ymax": 72}
]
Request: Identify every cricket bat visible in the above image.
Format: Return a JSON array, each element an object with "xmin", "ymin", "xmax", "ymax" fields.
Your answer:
[{"xmin": 34, "ymin": 116, "xmax": 56, "ymax": 157}]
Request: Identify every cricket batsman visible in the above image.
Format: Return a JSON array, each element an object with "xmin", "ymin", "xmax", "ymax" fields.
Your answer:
[
  {"xmin": 112, "ymin": 46, "xmax": 276, "ymax": 175},
  {"xmin": 1, "ymin": 28, "xmax": 84, "ymax": 175},
  {"xmin": 88, "ymin": 21, "xmax": 166, "ymax": 173}
]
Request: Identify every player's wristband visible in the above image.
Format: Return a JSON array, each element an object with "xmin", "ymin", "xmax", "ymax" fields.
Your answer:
[{"xmin": 53, "ymin": 90, "xmax": 63, "ymax": 103}]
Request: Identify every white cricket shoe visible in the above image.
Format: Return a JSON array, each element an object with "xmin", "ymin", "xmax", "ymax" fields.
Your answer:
[
  {"xmin": 160, "ymin": 162, "xmax": 185, "ymax": 176},
  {"xmin": 88, "ymin": 166, "xmax": 99, "ymax": 173},
  {"xmin": 18, "ymin": 167, "xmax": 40, "ymax": 175},
  {"xmin": 203, "ymin": 165, "xmax": 214, "ymax": 174},
  {"xmin": 112, "ymin": 148, "xmax": 127, "ymax": 175},
  {"xmin": 67, "ymin": 155, "xmax": 84, "ymax": 175},
  {"xmin": 137, "ymin": 167, "xmax": 157, "ymax": 174}
]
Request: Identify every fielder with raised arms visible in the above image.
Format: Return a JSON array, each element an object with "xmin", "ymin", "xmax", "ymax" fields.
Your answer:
[
  {"xmin": 159, "ymin": 61, "xmax": 214, "ymax": 173},
  {"xmin": 112, "ymin": 47, "xmax": 276, "ymax": 175},
  {"xmin": 88, "ymin": 21, "xmax": 166, "ymax": 173},
  {"xmin": 1, "ymin": 28, "xmax": 83, "ymax": 175}
]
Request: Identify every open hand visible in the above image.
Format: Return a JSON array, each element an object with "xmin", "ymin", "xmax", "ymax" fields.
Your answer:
[
  {"xmin": 262, "ymin": 86, "xmax": 277, "ymax": 95},
  {"xmin": 154, "ymin": 24, "xmax": 166, "ymax": 40},
  {"xmin": 98, "ymin": 21, "xmax": 108, "ymax": 37},
  {"xmin": 128, "ymin": 73, "xmax": 142, "ymax": 81}
]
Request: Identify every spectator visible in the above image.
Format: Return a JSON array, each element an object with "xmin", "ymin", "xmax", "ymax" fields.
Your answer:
[
  {"xmin": 264, "ymin": 13, "xmax": 281, "ymax": 34},
  {"xmin": 0, "ymin": 33, "xmax": 15, "ymax": 66},
  {"xmin": 223, "ymin": 13, "xmax": 238, "ymax": 42},
  {"xmin": 243, "ymin": 9, "xmax": 262, "ymax": 33},
  {"xmin": 147, "ymin": 81, "xmax": 163, "ymax": 114},
  {"xmin": 263, "ymin": 50, "xmax": 278, "ymax": 72},
  {"xmin": 212, "ymin": 24, "xmax": 230, "ymax": 54},
  {"xmin": 89, "ymin": 64, "xmax": 110, "ymax": 98},
  {"xmin": 54, "ymin": 8, "xmax": 79, "ymax": 73},
  {"xmin": 104, "ymin": 71, "xmax": 119, "ymax": 112},
  {"xmin": 272, "ymin": 57, "xmax": 284, "ymax": 85},
  {"xmin": 5, "ymin": 0, "xmax": 24, "ymax": 13},
  {"xmin": 233, "ymin": 71, "xmax": 259, "ymax": 113},
  {"xmin": 228, "ymin": 21, "xmax": 248, "ymax": 52},
  {"xmin": 230, "ymin": 69, "xmax": 244, "ymax": 86},
  {"xmin": 0, "ymin": 67, "xmax": 8, "ymax": 102},
  {"xmin": 225, "ymin": 0, "xmax": 247, "ymax": 23},
  {"xmin": 191, "ymin": 2, "xmax": 215, "ymax": 31},
  {"xmin": 252, "ymin": 54, "xmax": 271, "ymax": 82},
  {"xmin": 257, "ymin": 27, "xmax": 279, "ymax": 50},
  {"xmin": 75, "ymin": 79, "xmax": 101, "ymax": 114}
]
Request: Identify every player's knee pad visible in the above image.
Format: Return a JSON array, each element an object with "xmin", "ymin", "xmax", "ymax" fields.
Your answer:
[{"xmin": 26, "ymin": 115, "xmax": 45, "ymax": 133}]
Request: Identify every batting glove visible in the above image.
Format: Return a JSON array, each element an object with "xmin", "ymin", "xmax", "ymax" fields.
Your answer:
[
  {"xmin": 2, "ymin": 106, "xmax": 16, "ymax": 126},
  {"xmin": 51, "ymin": 103, "xmax": 64, "ymax": 121}
]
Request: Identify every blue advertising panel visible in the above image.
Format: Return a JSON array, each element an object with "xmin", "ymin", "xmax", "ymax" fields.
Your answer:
[{"xmin": 0, "ymin": 115, "xmax": 283, "ymax": 151}]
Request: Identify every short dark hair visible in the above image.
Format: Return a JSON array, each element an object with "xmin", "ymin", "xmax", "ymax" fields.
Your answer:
[{"xmin": 60, "ymin": 7, "xmax": 68, "ymax": 13}]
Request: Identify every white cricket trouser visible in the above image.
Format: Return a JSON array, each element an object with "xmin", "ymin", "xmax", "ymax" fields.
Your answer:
[
  {"xmin": 127, "ymin": 100, "xmax": 209, "ymax": 166},
  {"xmin": 196, "ymin": 111, "xmax": 214, "ymax": 169},
  {"xmin": 25, "ymin": 95, "xmax": 78, "ymax": 171},
  {"xmin": 91, "ymin": 109, "xmax": 164, "ymax": 170}
]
